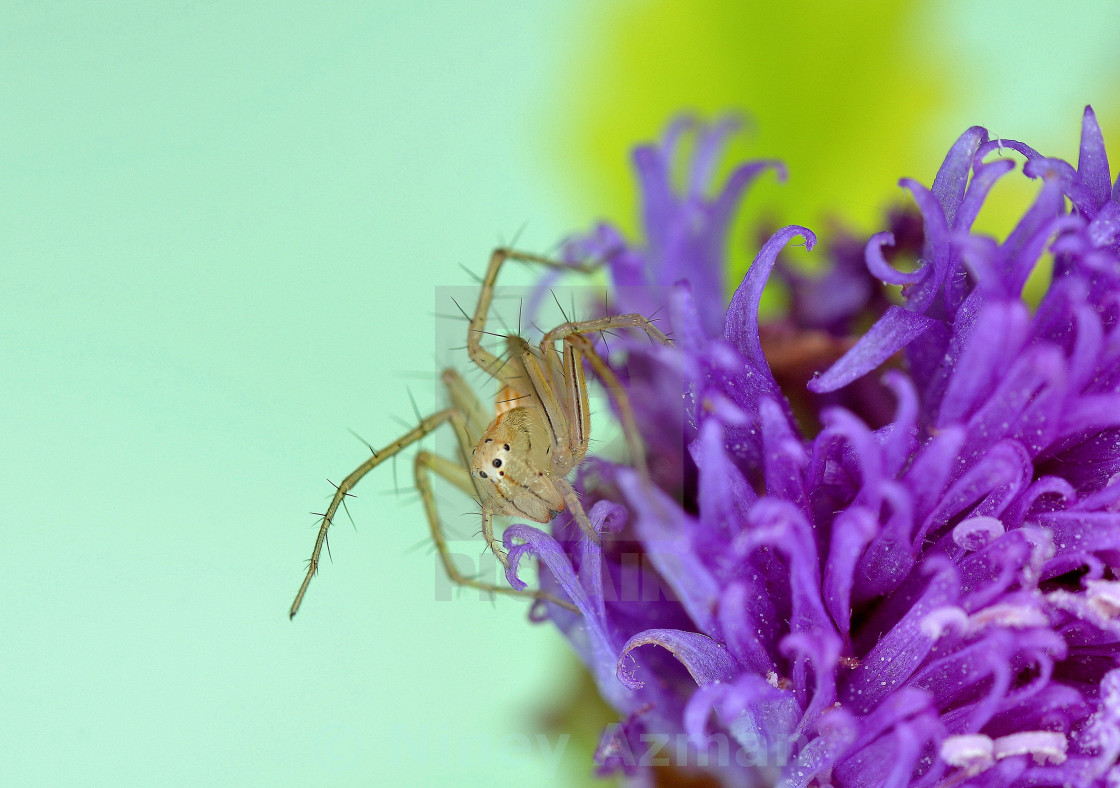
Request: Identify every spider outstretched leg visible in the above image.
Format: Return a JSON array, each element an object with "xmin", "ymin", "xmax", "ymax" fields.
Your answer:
[
  {"xmin": 541, "ymin": 313, "xmax": 671, "ymax": 348},
  {"xmin": 291, "ymin": 369, "xmax": 577, "ymax": 618},
  {"xmin": 414, "ymin": 450, "xmax": 577, "ymax": 612},
  {"xmin": 466, "ymin": 247, "xmax": 596, "ymax": 379},
  {"xmin": 290, "ymin": 407, "xmax": 460, "ymax": 619}
]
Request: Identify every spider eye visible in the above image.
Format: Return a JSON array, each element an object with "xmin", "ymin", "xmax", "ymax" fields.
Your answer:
[
  {"xmin": 503, "ymin": 443, "xmax": 510, "ymax": 451},
  {"xmin": 479, "ymin": 471, "xmax": 487, "ymax": 479},
  {"xmin": 492, "ymin": 459, "xmax": 502, "ymax": 468}
]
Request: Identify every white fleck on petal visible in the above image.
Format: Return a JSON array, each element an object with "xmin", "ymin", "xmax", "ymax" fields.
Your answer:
[
  {"xmin": 952, "ymin": 516, "xmax": 1004, "ymax": 550},
  {"xmin": 921, "ymin": 606, "xmax": 967, "ymax": 639},
  {"xmin": 940, "ymin": 734, "xmax": 994, "ymax": 775},
  {"xmin": 992, "ymin": 731, "xmax": 1068, "ymax": 765}
]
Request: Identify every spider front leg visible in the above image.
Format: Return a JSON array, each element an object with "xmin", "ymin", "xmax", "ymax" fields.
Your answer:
[
  {"xmin": 289, "ymin": 406, "xmax": 460, "ymax": 619},
  {"xmin": 541, "ymin": 313, "xmax": 672, "ymax": 349},
  {"xmin": 290, "ymin": 368, "xmax": 578, "ymax": 618},
  {"xmin": 414, "ymin": 450, "xmax": 577, "ymax": 612}
]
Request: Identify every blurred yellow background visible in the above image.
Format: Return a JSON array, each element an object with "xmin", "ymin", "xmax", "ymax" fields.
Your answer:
[
  {"xmin": 2, "ymin": 2, "xmax": 1117, "ymax": 786},
  {"xmin": 550, "ymin": 1, "xmax": 1120, "ymax": 286}
]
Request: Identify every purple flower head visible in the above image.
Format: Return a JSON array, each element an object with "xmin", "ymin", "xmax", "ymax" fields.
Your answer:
[{"xmin": 507, "ymin": 109, "xmax": 1120, "ymax": 787}]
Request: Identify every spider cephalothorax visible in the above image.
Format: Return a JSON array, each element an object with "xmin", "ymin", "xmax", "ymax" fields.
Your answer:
[{"xmin": 470, "ymin": 406, "xmax": 564, "ymax": 524}]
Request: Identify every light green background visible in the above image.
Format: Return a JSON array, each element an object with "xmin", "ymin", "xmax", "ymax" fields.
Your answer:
[
  {"xmin": 1, "ymin": 3, "xmax": 595, "ymax": 785},
  {"xmin": 4, "ymin": 2, "xmax": 1120, "ymax": 786}
]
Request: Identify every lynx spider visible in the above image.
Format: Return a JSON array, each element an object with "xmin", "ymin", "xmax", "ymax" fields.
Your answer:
[{"xmin": 289, "ymin": 248, "xmax": 670, "ymax": 618}]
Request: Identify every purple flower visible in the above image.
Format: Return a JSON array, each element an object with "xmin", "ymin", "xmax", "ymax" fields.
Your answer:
[{"xmin": 506, "ymin": 110, "xmax": 1120, "ymax": 786}]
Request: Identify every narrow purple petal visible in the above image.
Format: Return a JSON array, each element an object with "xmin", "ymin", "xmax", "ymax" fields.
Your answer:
[
  {"xmin": 808, "ymin": 305, "xmax": 938, "ymax": 392},
  {"xmin": 841, "ymin": 562, "xmax": 958, "ymax": 714},
  {"xmin": 955, "ymin": 156, "xmax": 1015, "ymax": 232},
  {"xmin": 1025, "ymin": 156, "xmax": 1097, "ymax": 216},
  {"xmin": 1078, "ymin": 105, "xmax": 1112, "ymax": 212},
  {"xmin": 1088, "ymin": 199, "xmax": 1120, "ymax": 247},
  {"xmin": 932, "ymin": 125, "xmax": 988, "ymax": 228},
  {"xmin": 688, "ymin": 116, "xmax": 742, "ymax": 195},
  {"xmin": 617, "ymin": 469, "xmax": 725, "ymax": 637},
  {"xmin": 936, "ymin": 301, "xmax": 1030, "ymax": 427},
  {"xmin": 823, "ymin": 505, "xmax": 878, "ymax": 635}
]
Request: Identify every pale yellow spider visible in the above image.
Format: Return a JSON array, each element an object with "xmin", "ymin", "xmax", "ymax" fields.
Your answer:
[{"xmin": 289, "ymin": 248, "xmax": 670, "ymax": 619}]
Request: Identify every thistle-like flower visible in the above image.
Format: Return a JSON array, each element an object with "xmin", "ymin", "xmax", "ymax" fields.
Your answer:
[{"xmin": 505, "ymin": 110, "xmax": 1120, "ymax": 787}]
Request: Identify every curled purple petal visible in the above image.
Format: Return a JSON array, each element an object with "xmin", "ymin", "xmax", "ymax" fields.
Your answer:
[
  {"xmin": 617, "ymin": 629, "xmax": 740, "ymax": 690},
  {"xmin": 726, "ymin": 224, "xmax": 817, "ymax": 370},
  {"xmin": 864, "ymin": 231, "xmax": 924, "ymax": 286}
]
